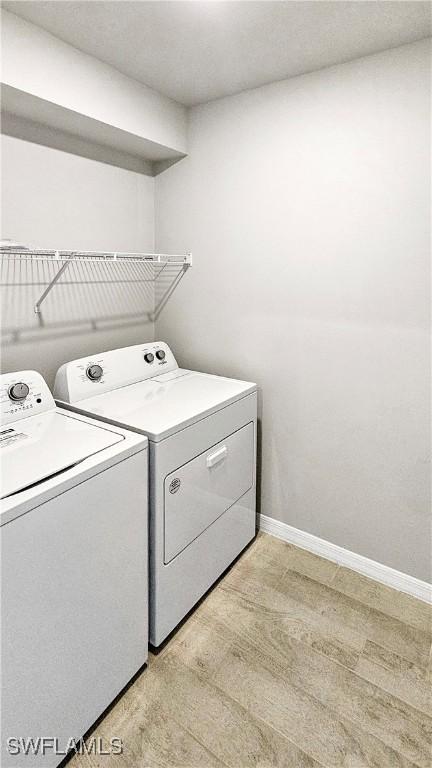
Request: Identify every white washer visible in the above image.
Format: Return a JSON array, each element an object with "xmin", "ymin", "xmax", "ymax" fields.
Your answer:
[
  {"xmin": 1, "ymin": 370, "xmax": 148, "ymax": 768},
  {"xmin": 54, "ymin": 342, "xmax": 257, "ymax": 646}
]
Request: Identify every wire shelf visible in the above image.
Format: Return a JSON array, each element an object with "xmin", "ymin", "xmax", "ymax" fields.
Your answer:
[{"xmin": 0, "ymin": 248, "xmax": 192, "ymax": 339}]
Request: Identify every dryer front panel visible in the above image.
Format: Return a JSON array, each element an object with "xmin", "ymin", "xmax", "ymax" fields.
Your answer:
[{"xmin": 164, "ymin": 422, "xmax": 254, "ymax": 563}]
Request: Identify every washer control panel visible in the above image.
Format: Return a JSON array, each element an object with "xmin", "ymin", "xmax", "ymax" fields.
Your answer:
[
  {"xmin": 1, "ymin": 371, "xmax": 55, "ymax": 425},
  {"xmin": 54, "ymin": 342, "xmax": 179, "ymax": 403}
]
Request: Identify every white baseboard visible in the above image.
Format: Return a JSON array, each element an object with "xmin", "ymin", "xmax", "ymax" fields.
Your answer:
[{"xmin": 259, "ymin": 514, "xmax": 432, "ymax": 605}]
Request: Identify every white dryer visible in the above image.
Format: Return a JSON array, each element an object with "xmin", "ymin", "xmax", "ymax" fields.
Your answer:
[
  {"xmin": 1, "ymin": 370, "xmax": 148, "ymax": 768},
  {"xmin": 54, "ymin": 342, "xmax": 257, "ymax": 646}
]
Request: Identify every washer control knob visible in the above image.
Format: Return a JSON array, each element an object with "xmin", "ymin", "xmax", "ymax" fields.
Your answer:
[
  {"xmin": 8, "ymin": 382, "xmax": 30, "ymax": 402},
  {"xmin": 144, "ymin": 353, "xmax": 154, "ymax": 364},
  {"xmin": 156, "ymin": 350, "xmax": 166, "ymax": 361},
  {"xmin": 86, "ymin": 364, "xmax": 103, "ymax": 381}
]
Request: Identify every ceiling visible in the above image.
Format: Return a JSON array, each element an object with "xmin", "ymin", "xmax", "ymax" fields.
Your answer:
[{"xmin": 3, "ymin": 1, "xmax": 431, "ymax": 106}]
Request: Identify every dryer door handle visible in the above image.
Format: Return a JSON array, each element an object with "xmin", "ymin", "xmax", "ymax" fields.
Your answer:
[{"xmin": 206, "ymin": 446, "xmax": 228, "ymax": 468}]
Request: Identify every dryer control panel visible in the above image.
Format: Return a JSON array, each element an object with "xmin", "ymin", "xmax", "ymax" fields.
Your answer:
[
  {"xmin": 54, "ymin": 342, "xmax": 179, "ymax": 403},
  {"xmin": 0, "ymin": 370, "xmax": 55, "ymax": 425}
]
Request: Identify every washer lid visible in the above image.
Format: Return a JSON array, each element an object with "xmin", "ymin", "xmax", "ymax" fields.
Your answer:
[
  {"xmin": 63, "ymin": 370, "xmax": 256, "ymax": 442},
  {"xmin": 1, "ymin": 410, "xmax": 124, "ymax": 499}
]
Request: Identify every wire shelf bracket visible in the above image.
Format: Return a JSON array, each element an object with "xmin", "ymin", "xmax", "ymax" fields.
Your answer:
[{"xmin": 34, "ymin": 252, "xmax": 73, "ymax": 319}]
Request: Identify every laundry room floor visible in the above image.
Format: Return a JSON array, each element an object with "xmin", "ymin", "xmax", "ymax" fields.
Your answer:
[{"xmin": 70, "ymin": 533, "xmax": 432, "ymax": 768}]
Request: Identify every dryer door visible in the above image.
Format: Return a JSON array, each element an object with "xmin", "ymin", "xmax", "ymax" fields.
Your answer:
[{"xmin": 164, "ymin": 422, "xmax": 254, "ymax": 563}]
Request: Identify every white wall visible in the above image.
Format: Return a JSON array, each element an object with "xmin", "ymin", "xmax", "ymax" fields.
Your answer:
[
  {"xmin": 1, "ymin": 135, "xmax": 155, "ymax": 386},
  {"xmin": 155, "ymin": 40, "xmax": 431, "ymax": 581}
]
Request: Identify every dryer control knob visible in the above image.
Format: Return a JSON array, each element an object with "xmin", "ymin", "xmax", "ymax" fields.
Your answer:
[
  {"xmin": 156, "ymin": 350, "xmax": 166, "ymax": 360},
  {"xmin": 144, "ymin": 353, "xmax": 154, "ymax": 364},
  {"xmin": 86, "ymin": 364, "xmax": 103, "ymax": 381},
  {"xmin": 8, "ymin": 382, "xmax": 30, "ymax": 401}
]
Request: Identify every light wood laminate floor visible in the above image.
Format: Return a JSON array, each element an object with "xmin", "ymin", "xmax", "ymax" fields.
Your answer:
[{"xmin": 71, "ymin": 533, "xmax": 432, "ymax": 768}]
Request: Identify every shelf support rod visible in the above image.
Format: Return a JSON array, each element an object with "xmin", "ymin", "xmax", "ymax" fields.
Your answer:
[
  {"xmin": 151, "ymin": 264, "xmax": 189, "ymax": 322},
  {"xmin": 34, "ymin": 253, "xmax": 73, "ymax": 318}
]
